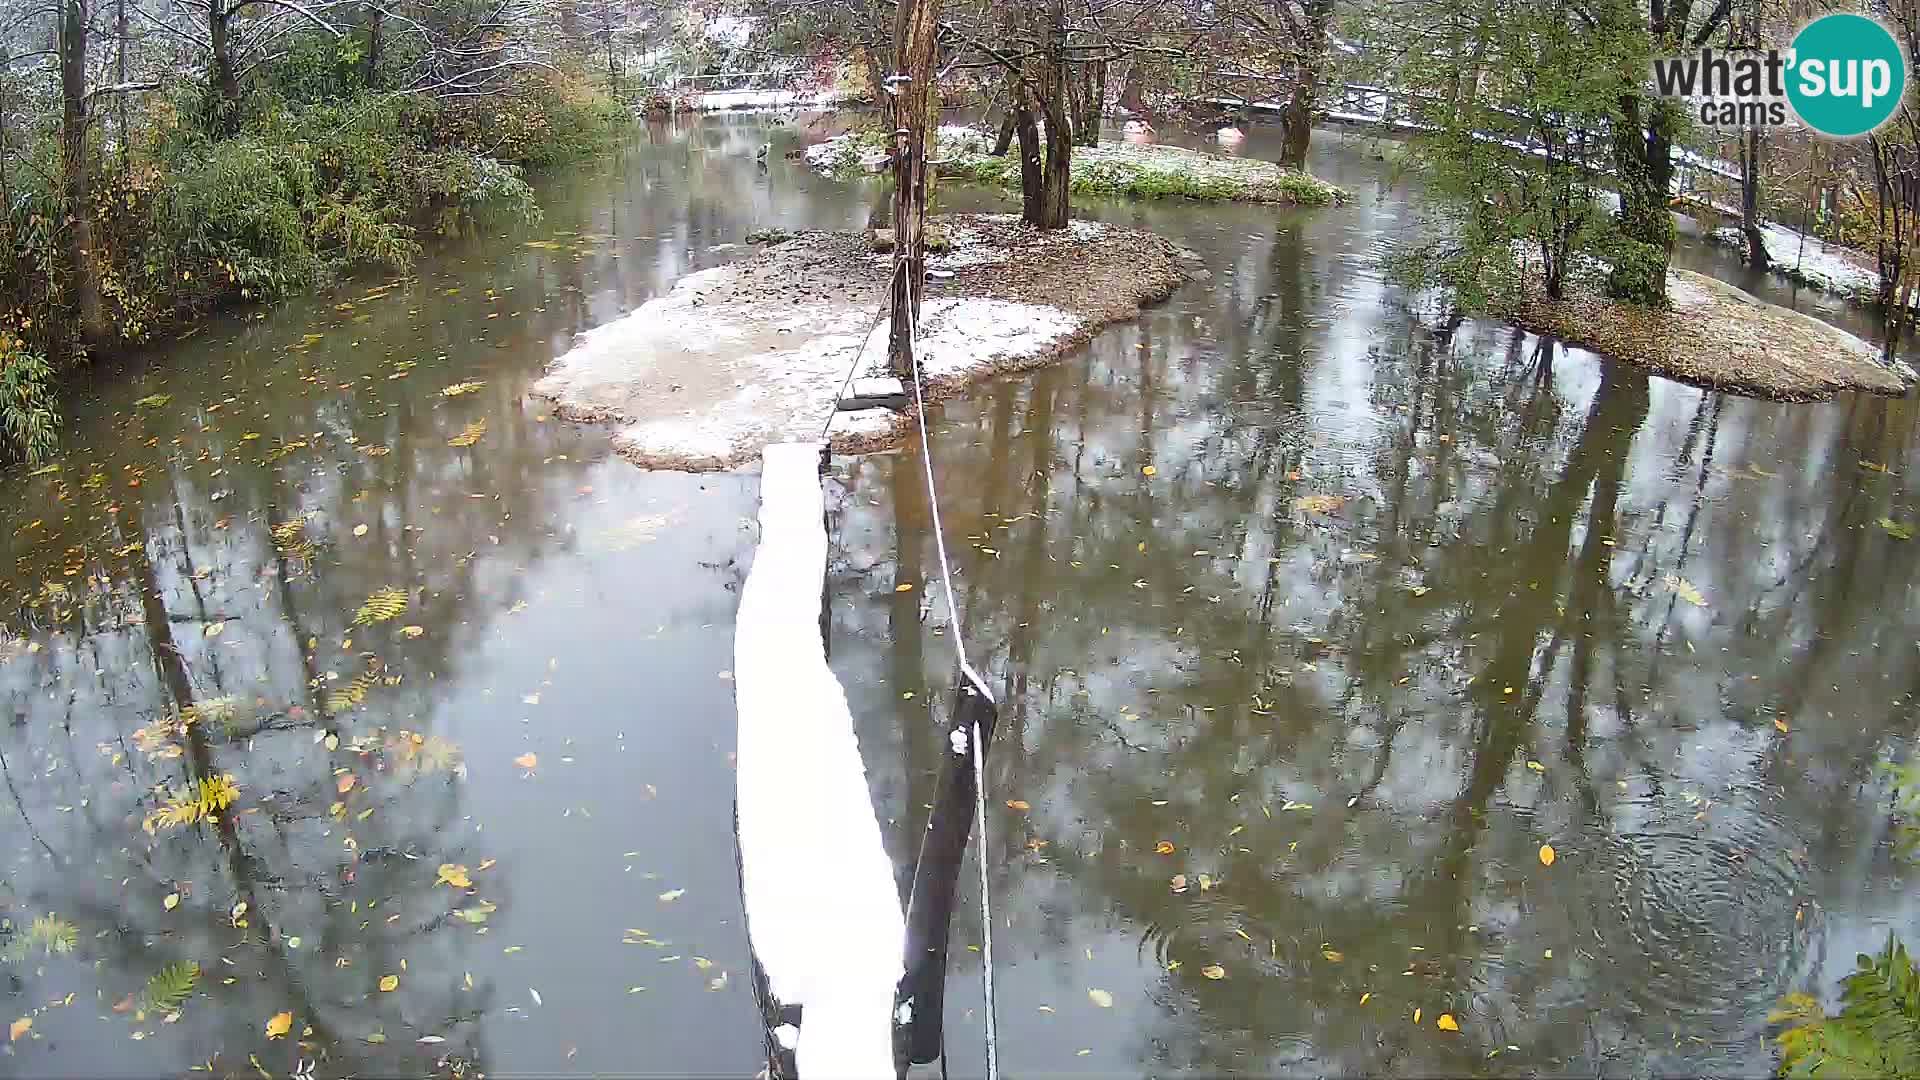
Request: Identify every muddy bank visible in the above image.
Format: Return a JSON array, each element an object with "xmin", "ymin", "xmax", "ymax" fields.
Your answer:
[
  {"xmin": 1510, "ymin": 268, "xmax": 1913, "ymax": 402},
  {"xmin": 532, "ymin": 214, "xmax": 1189, "ymax": 470}
]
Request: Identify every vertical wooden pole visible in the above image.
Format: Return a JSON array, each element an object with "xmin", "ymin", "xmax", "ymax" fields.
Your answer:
[
  {"xmin": 887, "ymin": 0, "xmax": 938, "ymax": 380},
  {"xmin": 894, "ymin": 671, "xmax": 998, "ymax": 1068}
]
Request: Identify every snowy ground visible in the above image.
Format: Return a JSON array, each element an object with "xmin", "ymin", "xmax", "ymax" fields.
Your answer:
[
  {"xmin": 531, "ymin": 253, "xmax": 1083, "ymax": 471},
  {"xmin": 691, "ymin": 87, "xmax": 856, "ymax": 112},
  {"xmin": 1709, "ymin": 222, "xmax": 1892, "ymax": 305}
]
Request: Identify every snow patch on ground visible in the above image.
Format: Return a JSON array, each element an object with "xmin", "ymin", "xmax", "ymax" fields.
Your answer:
[
  {"xmin": 692, "ymin": 87, "xmax": 852, "ymax": 112},
  {"xmin": 534, "ymin": 261, "xmax": 1086, "ymax": 470}
]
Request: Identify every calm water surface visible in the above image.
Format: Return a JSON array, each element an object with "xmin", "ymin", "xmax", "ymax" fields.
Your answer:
[{"xmin": 0, "ymin": 114, "xmax": 1915, "ymax": 1078}]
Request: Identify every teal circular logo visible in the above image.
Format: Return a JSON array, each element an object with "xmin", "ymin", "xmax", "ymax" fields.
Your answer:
[{"xmin": 1787, "ymin": 13, "xmax": 1907, "ymax": 137}]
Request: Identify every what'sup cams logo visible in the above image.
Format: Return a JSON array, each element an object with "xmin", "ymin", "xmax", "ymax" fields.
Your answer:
[{"xmin": 1651, "ymin": 12, "xmax": 1908, "ymax": 137}]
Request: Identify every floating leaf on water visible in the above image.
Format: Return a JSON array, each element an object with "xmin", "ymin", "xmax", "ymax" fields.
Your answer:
[
  {"xmin": 1293, "ymin": 494, "xmax": 1346, "ymax": 515},
  {"xmin": 378, "ymin": 975, "xmax": 398, "ymax": 992},
  {"xmin": 1088, "ymin": 988, "xmax": 1114, "ymax": 1008},
  {"xmin": 456, "ymin": 899, "xmax": 498, "ymax": 924},
  {"xmin": 1662, "ymin": 574, "xmax": 1707, "ymax": 608},
  {"xmin": 1437, "ymin": 1013, "xmax": 1460, "ymax": 1032},
  {"xmin": 400, "ymin": 625, "xmax": 425, "ymax": 638},
  {"xmin": 163, "ymin": 893, "xmax": 179, "ymax": 911},
  {"xmin": 143, "ymin": 961, "xmax": 199, "ymax": 1012},
  {"xmin": 337, "ymin": 774, "xmax": 358, "ymax": 794},
  {"xmin": 134, "ymin": 394, "xmax": 171, "ymax": 409},
  {"xmin": 265, "ymin": 1011, "xmax": 292, "ymax": 1039},
  {"xmin": 447, "ymin": 419, "xmax": 487, "ymax": 448},
  {"xmin": 437, "ymin": 864, "xmax": 473, "ymax": 889},
  {"xmin": 1154, "ymin": 841, "xmax": 1176, "ymax": 855},
  {"xmin": 353, "ymin": 587, "xmax": 409, "ymax": 625},
  {"xmin": 365, "ymin": 1031, "xmax": 387, "ymax": 1044},
  {"xmin": 142, "ymin": 776, "xmax": 240, "ymax": 834},
  {"xmin": 1141, "ymin": 465, "xmax": 1157, "ymax": 476},
  {"xmin": 1006, "ymin": 800, "xmax": 1031, "ymax": 811},
  {"xmin": 1170, "ymin": 874, "xmax": 1188, "ymax": 893},
  {"xmin": 595, "ymin": 512, "xmax": 681, "ymax": 551},
  {"xmin": 529, "ymin": 987, "xmax": 543, "ymax": 1007},
  {"xmin": 895, "ymin": 583, "xmax": 915, "ymax": 592},
  {"xmin": 1879, "ymin": 517, "xmax": 1914, "ymax": 540},
  {"xmin": 1774, "ymin": 718, "xmax": 1790, "ymax": 733},
  {"xmin": 1413, "ymin": 1007, "xmax": 1422, "ymax": 1025},
  {"xmin": 353, "ymin": 524, "xmax": 369, "ymax": 538},
  {"xmin": 1200, "ymin": 965, "xmax": 1226, "ymax": 980},
  {"xmin": 1321, "ymin": 949, "xmax": 1344, "ymax": 962},
  {"xmin": 1538, "ymin": 844, "xmax": 1557, "ymax": 866},
  {"xmin": 658, "ymin": 889, "xmax": 685, "ymax": 903},
  {"xmin": 1526, "ymin": 760, "xmax": 1545, "ymax": 772},
  {"xmin": 441, "ymin": 381, "xmax": 487, "ymax": 397},
  {"xmin": 204, "ymin": 621, "xmax": 225, "ymax": 639},
  {"xmin": 10, "ymin": 1017, "xmax": 31, "ymax": 1041},
  {"xmin": 514, "ymin": 752, "xmax": 538, "ymax": 770}
]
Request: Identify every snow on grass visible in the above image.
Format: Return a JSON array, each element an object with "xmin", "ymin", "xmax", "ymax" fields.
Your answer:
[
  {"xmin": 805, "ymin": 126, "xmax": 1347, "ymax": 205},
  {"xmin": 1709, "ymin": 222, "xmax": 1892, "ymax": 305}
]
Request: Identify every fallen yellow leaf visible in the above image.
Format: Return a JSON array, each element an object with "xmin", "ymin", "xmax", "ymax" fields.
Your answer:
[
  {"xmin": 1413, "ymin": 1007, "xmax": 1422, "ymax": 1024},
  {"xmin": 1200, "ymin": 965, "xmax": 1225, "ymax": 980},
  {"xmin": 265, "ymin": 1012, "xmax": 292, "ymax": 1039},
  {"xmin": 514, "ymin": 753, "xmax": 538, "ymax": 769},
  {"xmin": 1539, "ymin": 844, "xmax": 1557, "ymax": 866},
  {"xmin": 337, "ymin": 774, "xmax": 357, "ymax": 794},
  {"xmin": 1437, "ymin": 1013, "xmax": 1460, "ymax": 1032},
  {"xmin": 1006, "ymin": 800, "xmax": 1031, "ymax": 811},
  {"xmin": 895, "ymin": 583, "xmax": 914, "ymax": 592},
  {"xmin": 378, "ymin": 975, "xmax": 398, "ymax": 992},
  {"xmin": 163, "ymin": 892, "xmax": 179, "ymax": 911},
  {"xmin": 436, "ymin": 864, "xmax": 473, "ymax": 889},
  {"xmin": 1774, "ymin": 718, "xmax": 1789, "ymax": 733},
  {"xmin": 1155, "ymin": 841, "xmax": 1176, "ymax": 855},
  {"xmin": 1088, "ymin": 988, "xmax": 1114, "ymax": 1008},
  {"xmin": 1141, "ymin": 465, "xmax": 1157, "ymax": 476},
  {"xmin": 9, "ymin": 1017, "xmax": 30, "ymax": 1042}
]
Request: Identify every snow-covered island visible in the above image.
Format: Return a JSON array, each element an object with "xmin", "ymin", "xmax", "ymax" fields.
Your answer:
[{"xmin": 532, "ymin": 215, "xmax": 1190, "ymax": 470}]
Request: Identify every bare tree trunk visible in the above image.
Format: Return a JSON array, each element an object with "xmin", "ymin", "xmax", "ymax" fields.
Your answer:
[
  {"xmin": 1117, "ymin": 60, "xmax": 1145, "ymax": 115},
  {"xmin": 1031, "ymin": 0, "xmax": 1072, "ymax": 230},
  {"xmin": 1072, "ymin": 58, "xmax": 1103, "ymax": 147},
  {"xmin": 60, "ymin": 0, "xmax": 107, "ymax": 346},
  {"xmin": 208, "ymin": 2, "xmax": 242, "ymax": 132},
  {"xmin": 1740, "ymin": 124, "xmax": 1769, "ymax": 271},
  {"xmin": 886, "ymin": 0, "xmax": 938, "ymax": 379},
  {"xmin": 1013, "ymin": 88, "xmax": 1043, "ymax": 221},
  {"xmin": 1279, "ymin": 0, "xmax": 1331, "ymax": 169},
  {"xmin": 364, "ymin": 3, "xmax": 383, "ymax": 88},
  {"xmin": 992, "ymin": 109, "xmax": 1014, "ymax": 155},
  {"xmin": 114, "ymin": 0, "xmax": 128, "ymax": 167}
]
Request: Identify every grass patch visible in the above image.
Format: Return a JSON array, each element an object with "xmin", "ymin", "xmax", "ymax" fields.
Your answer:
[{"xmin": 807, "ymin": 126, "xmax": 1348, "ymax": 206}]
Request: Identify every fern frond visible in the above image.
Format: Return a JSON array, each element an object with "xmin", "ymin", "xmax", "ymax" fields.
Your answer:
[
  {"xmin": 440, "ymin": 381, "xmax": 486, "ymax": 397},
  {"xmin": 325, "ymin": 669, "xmax": 379, "ymax": 713},
  {"xmin": 142, "ymin": 775, "xmax": 241, "ymax": 834},
  {"xmin": 142, "ymin": 961, "xmax": 199, "ymax": 1012},
  {"xmin": 353, "ymin": 587, "xmax": 409, "ymax": 625},
  {"xmin": 4, "ymin": 914, "xmax": 80, "ymax": 962},
  {"xmin": 1777, "ymin": 934, "xmax": 1920, "ymax": 1076}
]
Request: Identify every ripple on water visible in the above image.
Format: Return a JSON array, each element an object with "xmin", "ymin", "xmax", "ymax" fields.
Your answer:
[{"xmin": 1589, "ymin": 797, "xmax": 1817, "ymax": 1033}]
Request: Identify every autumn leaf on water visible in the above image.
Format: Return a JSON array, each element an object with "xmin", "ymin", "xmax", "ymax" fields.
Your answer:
[
  {"xmin": 9, "ymin": 1017, "xmax": 30, "ymax": 1041},
  {"xmin": 400, "ymin": 625, "xmax": 425, "ymax": 638},
  {"xmin": 337, "ymin": 773, "xmax": 358, "ymax": 794},
  {"xmin": 353, "ymin": 587, "xmax": 409, "ymax": 625},
  {"xmin": 1141, "ymin": 465, "xmax": 1157, "ymax": 476},
  {"xmin": 895, "ymin": 583, "xmax": 915, "ymax": 593},
  {"xmin": 514, "ymin": 752, "xmax": 538, "ymax": 770},
  {"xmin": 1293, "ymin": 494, "xmax": 1345, "ymax": 515},
  {"xmin": 163, "ymin": 893, "xmax": 179, "ymax": 911},
  {"xmin": 1437, "ymin": 1013, "xmax": 1460, "ymax": 1032},
  {"xmin": 1200, "ymin": 965, "xmax": 1226, "ymax": 980},
  {"xmin": 441, "ymin": 381, "xmax": 487, "ymax": 397},
  {"xmin": 265, "ymin": 1012, "xmax": 292, "ymax": 1039},
  {"xmin": 448, "ymin": 419, "xmax": 487, "ymax": 448},
  {"xmin": 658, "ymin": 889, "xmax": 685, "ymax": 903},
  {"xmin": 1006, "ymin": 800, "xmax": 1031, "ymax": 811},
  {"xmin": 1170, "ymin": 874, "xmax": 1188, "ymax": 893},
  {"xmin": 204, "ymin": 621, "xmax": 225, "ymax": 639},
  {"xmin": 1880, "ymin": 517, "xmax": 1914, "ymax": 540},
  {"xmin": 1155, "ymin": 841, "xmax": 1176, "ymax": 855},
  {"xmin": 1538, "ymin": 844, "xmax": 1557, "ymax": 866},
  {"xmin": 1662, "ymin": 574, "xmax": 1707, "ymax": 608},
  {"xmin": 378, "ymin": 975, "xmax": 399, "ymax": 992},
  {"xmin": 1088, "ymin": 989, "xmax": 1114, "ymax": 1008},
  {"xmin": 1321, "ymin": 949, "xmax": 1344, "ymax": 962},
  {"xmin": 436, "ymin": 864, "xmax": 473, "ymax": 889},
  {"xmin": 134, "ymin": 394, "xmax": 171, "ymax": 410}
]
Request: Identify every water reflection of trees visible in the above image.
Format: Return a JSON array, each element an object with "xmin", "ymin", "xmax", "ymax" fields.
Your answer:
[{"xmin": 830, "ymin": 220, "xmax": 1920, "ymax": 1075}]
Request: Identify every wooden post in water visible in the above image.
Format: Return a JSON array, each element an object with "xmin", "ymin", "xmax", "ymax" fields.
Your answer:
[
  {"xmin": 886, "ymin": 0, "xmax": 939, "ymax": 380},
  {"xmin": 894, "ymin": 669, "xmax": 999, "ymax": 1068}
]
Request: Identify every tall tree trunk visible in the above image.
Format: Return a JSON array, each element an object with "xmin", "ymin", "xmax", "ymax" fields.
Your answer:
[
  {"xmin": 59, "ymin": 0, "xmax": 107, "ymax": 346},
  {"xmin": 885, "ymin": 0, "xmax": 938, "ymax": 379},
  {"xmin": 1029, "ymin": 0, "xmax": 1071, "ymax": 229},
  {"xmin": 992, "ymin": 109, "xmax": 1014, "ymax": 156},
  {"xmin": 1607, "ymin": 94, "xmax": 1676, "ymax": 305},
  {"xmin": 1072, "ymin": 58, "xmax": 1103, "ymax": 147},
  {"xmin": 208, "ymin": 3, "xmax": 241, "ymax": 132},
  {"xmin": 1279, "ymin": 0, "xmax": 1332, "ymax": 169},
  {"xmin": 1117, "ymin": 60, "xmax": 1145, "ymax": 115},
  {"xmin": 364, "ymin": 4, "xmax": 383, "ymax": 88},
  {"xmin": 114, "ymin": 0, "xmax": 128, "ymax": 167},
  {"xmin": 1740, "ymin": 124, "xmax": 1768, "ymax": 271},
  {"xmin": 1013, "ymin": 89, "xmax": 1043, "ymax": 221}
]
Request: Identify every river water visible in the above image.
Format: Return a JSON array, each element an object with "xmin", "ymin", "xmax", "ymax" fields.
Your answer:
[{"xmin": 0, "ymin": 113, "xmax": 1915, "ymax": 1078}]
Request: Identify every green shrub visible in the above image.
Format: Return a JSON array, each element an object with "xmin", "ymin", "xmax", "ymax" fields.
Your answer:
[
  {"xmin": 0, "ymin": 336, "xmax": 59, "ymax": 466},
  {"xmin": 1774, "ymin": 934, "xmax": 1920, "ymax": 1076}
]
